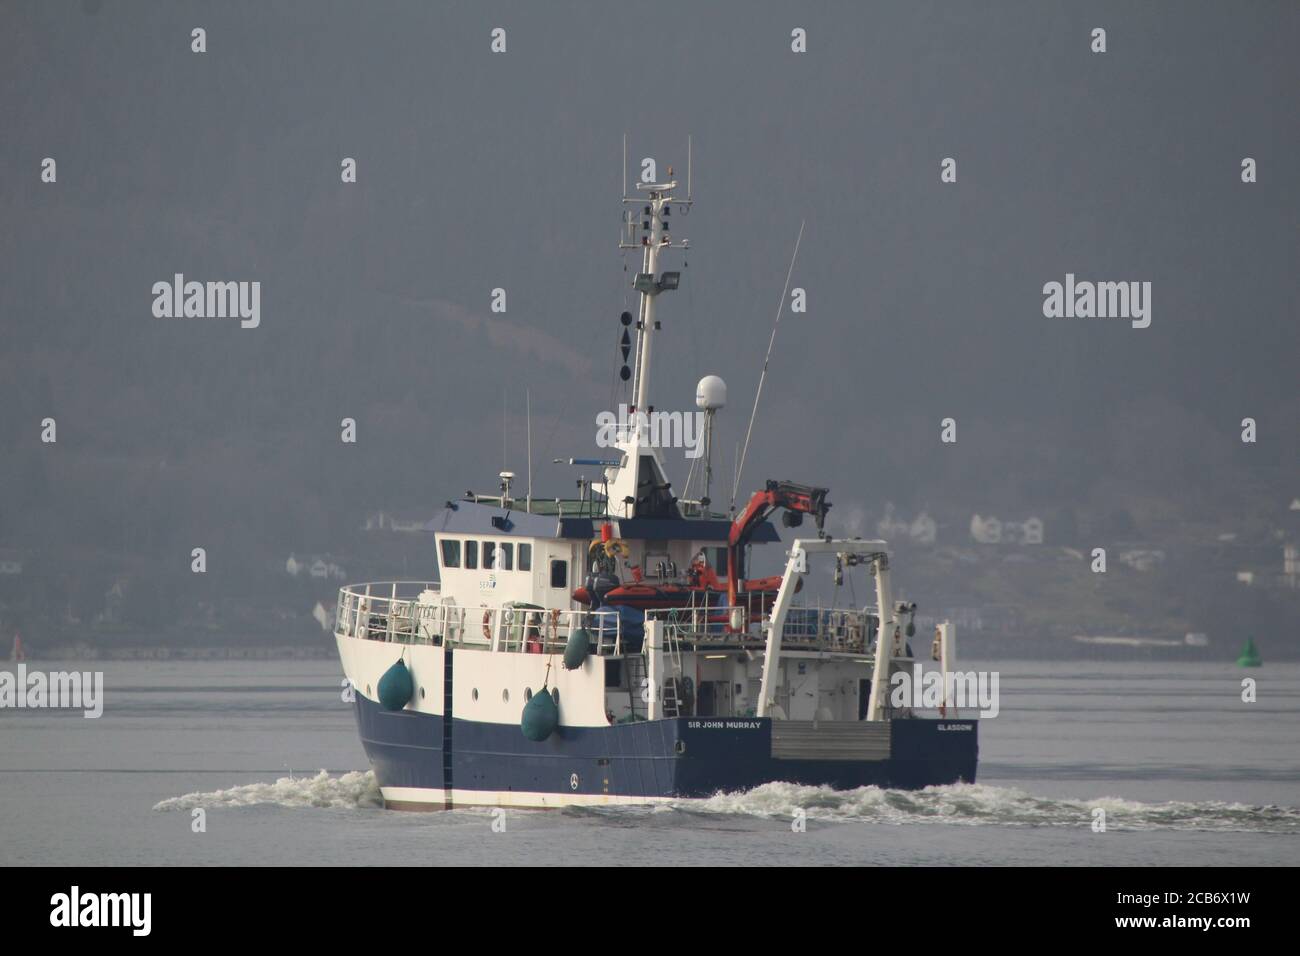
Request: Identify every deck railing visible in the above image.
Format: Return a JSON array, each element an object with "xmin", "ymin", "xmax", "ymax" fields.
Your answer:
[
  {"xmin": 645, "ymin": 603, "xmax": 877, "ymax": 653},
  {"xmin": 337, "ymin": 583, "xmax": 876, "ymax": 657},
  {"xmin": 335, "ymin": 582, "xmax": 624, "ymax": 655},
  {"xmin": 779, "ymin": 606, "xmax": 877, "ymax": 653}
]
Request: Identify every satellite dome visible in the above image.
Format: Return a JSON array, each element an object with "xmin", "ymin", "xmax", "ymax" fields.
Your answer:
[{"xmin": 695, "ymin": 375, "xmax": 727, "ymax": 411}]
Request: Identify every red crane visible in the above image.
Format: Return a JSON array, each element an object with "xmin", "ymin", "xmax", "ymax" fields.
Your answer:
[{"xmin": 727, "ymin": 480, "xmax": 831, "ymax": 612}]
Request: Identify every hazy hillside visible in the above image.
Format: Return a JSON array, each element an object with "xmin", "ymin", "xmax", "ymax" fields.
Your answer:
[{"xmin": 2, "ymin": 1, "xmax": 1297, "ymax": 656}]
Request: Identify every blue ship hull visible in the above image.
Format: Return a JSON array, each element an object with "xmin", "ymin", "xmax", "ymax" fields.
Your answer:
[{"xmin": 353, "ymin": 692, "xmax": 979, "ymax": 807}]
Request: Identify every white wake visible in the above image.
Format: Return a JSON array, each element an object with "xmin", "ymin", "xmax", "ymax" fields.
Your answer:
[
  {"xmin": 671, "ymin": 781, "xmax": 1300, "ymax": 833},
  {"xmin": 153, "ymin": 770, "xmax": 381, "ymax": 812},
  {"xmin": 152, "ymin": 772, "xmax": 1300, "ymax": 833}
]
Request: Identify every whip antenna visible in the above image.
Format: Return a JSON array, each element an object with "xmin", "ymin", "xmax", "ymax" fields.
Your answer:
[
  {"xmin": 732, "ymin": 219, "xmax": 805, "ymax": 507},
  {"xmin": 526, "ymin": 388, "xmax": 533, "ymax": 508}
]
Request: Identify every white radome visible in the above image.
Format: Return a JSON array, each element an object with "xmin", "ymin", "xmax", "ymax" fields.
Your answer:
[{"xmin": 695, "ymin": 374, "xmax": 727, "ymax": 411}]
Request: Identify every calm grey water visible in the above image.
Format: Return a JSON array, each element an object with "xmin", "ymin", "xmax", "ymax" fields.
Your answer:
[{"xmin": 2, "ymin": 659, "xmax": 1297, "ymax": 866}]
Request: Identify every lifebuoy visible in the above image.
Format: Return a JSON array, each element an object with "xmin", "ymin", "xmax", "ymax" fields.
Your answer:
[{"xmin": 482, "ymin": 609, "xmax": 492, "ymax": 641}]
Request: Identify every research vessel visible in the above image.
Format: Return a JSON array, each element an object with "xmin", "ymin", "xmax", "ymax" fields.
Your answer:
[{"xmin": 334, "ymin": 155, "xmax": 979, "ymax": 808}]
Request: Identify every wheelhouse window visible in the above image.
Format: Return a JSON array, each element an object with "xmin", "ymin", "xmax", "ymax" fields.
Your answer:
[
  {"xmin": 550, "ymin": 558, "xmax": 568, "ymax": 589},
  {"xmin": 464, "ymin": 540, "xmax": 478, "ymax": 570},
  {"xmin": 499, "ymin": 543, "xmax": 514, "ymax": 570},
  {"xmin": 440, "ymin": 539, "xmax": 461, "ymax": 569},
  {"xmin": 483, "ymin": 541, "xmax": 496, "ymax": 570},
  {"xmin": 518, "ymin": 543, "xmax": 532, "ymax": 572}
]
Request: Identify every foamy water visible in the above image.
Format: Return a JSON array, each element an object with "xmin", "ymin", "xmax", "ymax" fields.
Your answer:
[
  {"xmin": 681, "ymin": 781, "xmax": 1300, "ymax": 832},
  {"xmin": 154, "ymin": 769, "xmax": 382, "ymax": 812},
  {"xmin": 152, "ymin": 770, "xmax": 1300, "ymax": 835}
]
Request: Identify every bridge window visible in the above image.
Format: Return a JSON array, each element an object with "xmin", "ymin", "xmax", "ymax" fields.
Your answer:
[
  {"xmin": 519, "ymin": 543, "xmax": 532, "ymax": 572},
  {"xmin": 464, "ymin": 540, "xmax": 478, "ymax": 570},
  {"xmin": 483, "ymin": 541, "xmax": 496, "ymax": 570},
  {"xmin": 499, "ymin": 542, "xmax": 514, "ymax": 570},
  {"xmin": 440, "ymin": 539, "xmax": 461, "ymax": 569},
  {"xmin": 550, "ymin": 558, "xmax": 568, "ymax": 589}
]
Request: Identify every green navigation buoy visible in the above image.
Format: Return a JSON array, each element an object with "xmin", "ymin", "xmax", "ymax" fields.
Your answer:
[{"xmin": 1236, "ymin": 637, "xmax": 1262, "ymax": 668}]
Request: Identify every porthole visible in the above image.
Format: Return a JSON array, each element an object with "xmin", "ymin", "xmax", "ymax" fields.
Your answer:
[
  {"xmin": 472, "ymin": 688, "xmax": 479, "ymax": 702},
  {"xmin": 365, "ymin": 684, "xmax": 372, "ymax": 696},
  {"xmin": 524, "ymin": 687, "xmax": 533, "ymax": 702},
  {"xmin": 552, "ymin": 687, "xmax": 560, "ymax": 705},
  {"xmin": 502, "ymin": 688, "xmax": 510, "ymax": 703},
  {"xmin": 419, "ymin": 686, "xmax": 426, "ymax": 700}
]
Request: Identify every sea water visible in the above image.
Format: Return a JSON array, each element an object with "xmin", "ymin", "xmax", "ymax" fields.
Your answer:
[{"xmin": 1, "ymin": 659, "xmax": 1297, "ymax": 866}]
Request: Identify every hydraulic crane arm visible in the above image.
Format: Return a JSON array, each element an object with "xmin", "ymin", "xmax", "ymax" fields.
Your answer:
[{"xmin": 727, "ymin": 480, "xmax": 830, "ymax": 610}]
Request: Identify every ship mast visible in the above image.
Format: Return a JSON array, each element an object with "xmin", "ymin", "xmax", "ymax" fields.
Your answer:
[
  {"xmin": 621, "ymin": 141, "xmax": 691, "ymax": 414},
  {"xmin": 601, "ymin": 140, "xmax": 692, "ymax": 519}
]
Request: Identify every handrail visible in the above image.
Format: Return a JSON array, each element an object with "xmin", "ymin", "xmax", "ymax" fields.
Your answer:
[
  {"xmin": 336, "ymin": 582, "xmax": 874, "ymax": 656},
  {"xmin": 335, "ymin": 583, "xmax": 623, "ymax": 656},
  {"xmin": 645, "ymin": 602, "xmax": 876, "ymax": 653}
]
